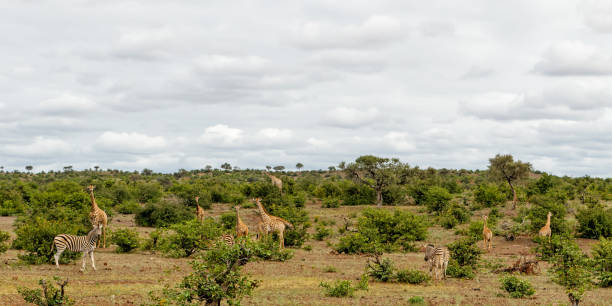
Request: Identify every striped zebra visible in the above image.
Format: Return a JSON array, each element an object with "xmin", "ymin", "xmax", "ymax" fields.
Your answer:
[
  {"xmin": 52, "ymin": 225, "xmax": 102, "ymax": 271},
  {"xmin": 424, "ymin": 244, "xmax": 450, "ymax": 280},
  {"xmin": 220, "ymin": 233, "xmax": 235, "ymax": 246}
]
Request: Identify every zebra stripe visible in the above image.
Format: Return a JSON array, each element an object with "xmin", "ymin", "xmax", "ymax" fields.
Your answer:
[
  {"xmin": 220, "ymin": 233, "xmax": 235, "ymax": 246},
  {"xmin": 424, "ymin": 244, "xmax": 450, "ymax": 280},
  {"xmin": 53, "ymin": 225, "xmax": 101, "ymax": 271}
]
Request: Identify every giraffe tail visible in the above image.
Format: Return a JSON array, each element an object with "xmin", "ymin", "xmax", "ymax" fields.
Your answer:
[{"xmin": 278, "ymin": 218, "xmax": 294, "ymax": 229}]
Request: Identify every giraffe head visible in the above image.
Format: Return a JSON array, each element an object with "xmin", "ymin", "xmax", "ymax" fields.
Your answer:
[
  {"xmin": 87, "ymin": 185, "xmax": 95, "ymax": 192},
  {"xmin": 483, "ymin": 215, "xmax": 488, "ymax": 222},
  {"xmin": 235, "ymin": 205, "xmax": 240, "ymax": 212},
  {"xmin": 195, "ymin": 196, "xmax": 200, "ymax": 203},
  {"xmin": 547, "ymin": 211, "xmax": 552, "ymax": 218}
]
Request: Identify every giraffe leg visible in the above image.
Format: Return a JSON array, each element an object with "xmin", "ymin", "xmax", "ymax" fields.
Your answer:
[{"xmin": 278, "ymin": 230, "xmax": 284, "ymax": 249}]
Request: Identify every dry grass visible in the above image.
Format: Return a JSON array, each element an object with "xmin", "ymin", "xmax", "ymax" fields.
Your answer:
[{"xmin": 0, "ymin": 202, "xmax": 611, "ymax": 305}]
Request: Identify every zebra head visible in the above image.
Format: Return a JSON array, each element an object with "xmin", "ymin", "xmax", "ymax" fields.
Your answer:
[
  {"xmin": 88, "ymin": 224, "xmax": 102, "ymax": 240},
  {"xmin": 424, "ymin": 244, "xmax": 436, "ymax": 261}
]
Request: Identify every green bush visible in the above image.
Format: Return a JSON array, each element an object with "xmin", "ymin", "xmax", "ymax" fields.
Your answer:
[
  {"xmin": 366, "ymin": 255, "xmax": 396, "ymax": 282},
  {"xmin": 474, "ymin": 184, "xmax": 506, "ymax": 207},
  {"xmin": 155, "ymin": 219, "xmax": 221, "ymax": 257},
  {"xmin": 314, "ymin": 225, "xmax": 332, "ymax": 241},
  {"xmin": 12, "ymin": 217, "xmax": 84, "ymax": 264},
  {"xmin": 116, "ymin": 201, "xmax": 141, "ymax": 214},
  {"xmin": 549, "ymin": 237, "xmax": 594, "ymax": 306},
  {"xmin": 576, "ymin": 205, "xmax": 612, "ymax": 239},
  {"xmin": 534, "ymin": 235, "xmax": 569, "ymax": 261},
  {"xmin": 135, "ymin": 181, "xmax": 163, "ymax": 203},
  {"xmin": 448, "ymin": 237, "xmax": 481, "ymax": 267},
  {"xmin": 500, "ymin": 275, "xmax": 535, "ymax": 298},
  {"xmin": 424, "ymin": 186, "xmax": 452, "ymax": 213},
  {"xmin": 252, "ymin": 237, "xmax": 294, "ymax": 261},
  {"xmin": 319, "ymin": 280, "xmax": 365, "ymax": 298},
  {"xmin": 528, "ymin": 193, "xmax": 569, "ymax": 235},
  {"xmin": 109, "ymin": 228, "xmax": 140, "ymax": 253},
  {"xmin": 0, "ymin": 230, "xmax": 9, "ymax": 254},
  {"xmin": 258, "ymin": 197, "xmax": 310, "ymax": 247},
  {"xmin": 408, "ymin": 296, "xmax": 425, "ymax": 305},
  {"xmin": 408, "ymin": 183, "xmax": 428, "ymax": 205},
  {"xmin": 441, "ymin": 204, "xmax": 471, "ymax": 229},
  {"xmin": 341, "ymin": 182, "xmax": 375, "ymax": 206},
  {"xmin": 446, "ymin": 259, "xmax": 475, "ymax": 279},
  {"xmin": 382, "ymin": 184, "xmax": 407, "ymax": 205},
  {"xmin": 220, "ymin": 212, "xmax": 236, "ymax": 231},
  {"xmin": 322, "ymin": 197, "xmax": 341, "ymax": 208},
  {"xmin": 135, "ymin": 200, "xmax": 192, "ymax": 227},
  {"xmin": 18, "ymin": 277, "xmax": 74, "ymax": 306},
  {"xmin": 395, "ymin": 269, "xmax": 430, "ymax": 284},
  {"xmin": 592, "ymin": 237, "xmax": 612, "ymax": 287}
]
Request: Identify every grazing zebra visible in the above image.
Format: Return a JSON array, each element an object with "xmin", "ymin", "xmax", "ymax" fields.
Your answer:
[
  {"xmin": 424, "ymin": 244, "xmax": 450, "ymax": 280},
  {"xmin": 52, "ymin": 225, "xmax": 102, "ymax": 272}
]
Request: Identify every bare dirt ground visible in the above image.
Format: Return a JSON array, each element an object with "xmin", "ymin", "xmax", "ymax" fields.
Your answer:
[{"xmin": 0, "ymin": 203, "xmax": 610, "ymax": 305}]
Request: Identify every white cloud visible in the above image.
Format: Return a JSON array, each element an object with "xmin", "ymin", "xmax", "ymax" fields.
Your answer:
[
  {"xmin": 383, "ymin": 132, "xmax": 415, "ymax": 152},
  {"xmin": 581, "ymin": 0, "xmax": 612, "ymax": 33},
  {"xmin": 322, "ymin": 107, "xmax": 380, "ymax": 128},
  {"xmin": 293, "ymin": 15, "xmax": 403, "ymax": 50},
  {"xmin": 194, "ymin": 54, "xmax": 270, "ymax": 75},
  {"xmin": 199, "ymin": 124, "xmax": 244, "ymax": 147},
  {"xmin": 256, "ymin": 128, "xmax": 293, "ymax": 142},
  {"xmin": 39, "ymin": 93, "xmax": 97, "ymax": 115},
  {"xmin": 95, "ymin": 132, "xmax": 167, "ymax": 153},
  {"xmin": 533, "ymin": 41, "xmax": 612, "ymax": 76},
  {"xmin": 3, "ymin": 137, "xmax": 73, "ymax": 157}
]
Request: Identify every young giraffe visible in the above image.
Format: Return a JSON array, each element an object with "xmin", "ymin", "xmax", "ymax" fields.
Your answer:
[
  {"xmin": 254, "ymin": 198, "xmax": 293, "ymax": 248},
  {"xmin": 264, "ymin": 171, "xmax": 283, "ymax": 193},
  {"xmin": 195, "ymin": 196, "xmax": 205, "ymax": 223},
  {"xmin": 87, "ymin": 185, "xmax": 108, "ymax": 248},
  {"xmin": 235, "ymin": 206, "xmax": 248, "ymax": 238},
  {"xmin": 482, "ymin": 215, "xmax": 493, "ymax": 252},
  {"xmin": 255, "ymin": 221, "xmax": 266, "ymax": 240},
  {"xmin": 538, "ymin": 211, "xmax": 552, "ymax": 240}
]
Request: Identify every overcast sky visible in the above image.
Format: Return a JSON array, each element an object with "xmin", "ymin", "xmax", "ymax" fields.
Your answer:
[{"xmin": 1, "ymin": 0, "xmax": 612, "ymax": 177}]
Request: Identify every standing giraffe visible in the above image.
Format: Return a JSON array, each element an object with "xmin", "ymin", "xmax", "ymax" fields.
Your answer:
[
  {"xmin": 264, "ymin": 171, "xmax": 283, "ymax": 193},
  {"xmin": 195, "ymin": 196, "xmax": 205, "ymax": 223},
  {"xmin": 538, "ymin": 211, "xmax": 552, "ymax": 240},
  {"xmin": 482, "ymin": 215, "xmax": 493, "ymax": 252},
  {"xmin": 235, "ymin": 206, "xmax": 248, "ymax": 238},
  {"xmin": 87, "ymin": 185, "xmax": 108, "ymax": 248},
  {"xmin": 254, "ymin": 198, "xmax": 293, "ymax": 248}
]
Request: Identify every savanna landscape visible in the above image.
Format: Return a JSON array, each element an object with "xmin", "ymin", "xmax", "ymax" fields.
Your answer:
[{"xmin": 0, "ymin": 155, "xmax": 610, "ymax": 305}]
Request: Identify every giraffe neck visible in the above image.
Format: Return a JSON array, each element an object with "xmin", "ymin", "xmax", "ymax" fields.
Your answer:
[
  {"xmin": 483, "ymin": 218, "xmax": 488, "ymax": 229},
  {"xmin": 545, "ymin": 215, "xmax": 551, "ymax": 227},
  {"xmin": 236, "ymin": 208, "xmax": 243, "ymax": 224},
  {"xmin": 89, "ymin": 191, "xmax": 99, "ymax": 210},
  {"xmin": 257, "ymin": 202, "xmax": 272, "ymax": 222}
]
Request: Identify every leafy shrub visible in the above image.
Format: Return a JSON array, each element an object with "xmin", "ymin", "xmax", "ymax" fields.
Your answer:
[
  {"xmin": 259, "ymin": 197, "xmax": 310, "ymax": 247},
  {"xmin": 219, "ymin": 212, "xmax": 236, "ymax": 231},
  {"xmin": 408, "ymin": 296, "xmax": 425, "ymax": 305},
  {"xmin": 323, "ymin": 265, "xmax": 337, "ymax": 273},
  {"xmin": 252, "ymin": 237, "xmax": 294, "ymax": 261},
  {"xmin": 382, "ymin": 184, "xmax": 407, "ymax": 205},
  {"xmin": 335, "ymin": 208, "xmax": 428, "ymax": 254},
  {"xmin": 592, "ymin": 237, "xmax": 612, "ymax": 287},
  {"xmin": 534, "ymin": 235, "xmax": 569, "ymax": 261},
  {"xmin": 135, "ymin": 200, "xmax": 192, "ymax": 227},
  {"xmin": 109, "ymin": 228, "xmax": 140, "ymax": 253},
  {"xmin": 500, "ymin": 275, "xmax": 535, "ymax": 298},
  {"xmin": 549, "ymin": 237, "xmax": 594, "ymax": 306},
  {"xmin": 408, "ymin": 183, "xmax": 428, "ymax": 205},
  {"xmin": 366, "ymin": 255, "xmax": 396, "ymax": 282},
  {"xmin": 528, "ymin": 193, "xmax": 569, "ymax": 235},
  {"xmin": 441, "ymin": 215, "xmax": 458, "ymax": 229},
  {"xmin": 322, "ymin": 197, "xmax": 340, "ymax": 208},
  {"xmin": 314, "ymin": 225, "xmax": 332, "ymax": 241},
  {"xmin": 576, "ymin": 205, "xmax": 612, "ymax": 239},
  {"xmin": 341, "ymin": 181, "xmax": 375, "ymax": 206},
  {"xmin": 155, "ymin": 219, "xmax": 221, "ymax": 257},
  {"xmin": 12, "ymin": 217, "xmax": 83, "ymax": 264},
  {"xmin": 135, "ymin": 181, "xmax": 163, "ymax": 203},
  {"xmin": 395, "ymin": 269, "xmax": 430, "ymax": 284},
  {"xmin": 446, "ymin": 259, "xmax": 475, "ymax": 279},
  {"xmin": 0, "ymin": 230, "xmax": 9, "ymax": 254},
  {"xmin": 441, "ymin": 204, "xmax": 471, "ymax": 229},
  {"xmin": 424, "ymin": 186, "xmax": 452, "ymax": 213},
  {"xmin": 319, "ymin": 280, "xmax": 364, "ymax": 298},
  {"xmin": 18, "ymin": 277, "xmax": 74, "ymax": 306},
  {"xmin": 448, "ymin": 237, "xmax": 481, "ymax": 267},
  {"xmin": 474, "ymin": 184, "xmax": 506, "ymax": 207},
  {"xmin": 116, "ymin": 201, "xmax": 141, "ymax": 214}
]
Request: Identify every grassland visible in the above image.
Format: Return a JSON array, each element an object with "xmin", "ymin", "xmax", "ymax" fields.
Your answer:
[{"xmin": 0, "ymin": 201, "xmax": 610, "ymax": 305}]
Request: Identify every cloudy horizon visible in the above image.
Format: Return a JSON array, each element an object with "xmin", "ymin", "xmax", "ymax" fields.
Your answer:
[{"xmin": 1, "ymin": 1, "xmax": 612, "ymax": 177}]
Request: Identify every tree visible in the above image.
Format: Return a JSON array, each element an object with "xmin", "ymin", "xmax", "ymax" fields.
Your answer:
[
  {"xmin": 296, "ymin": 163, "xmax": 303, "ymax": 171},
  {"xmin": 328, "ymin": 166, "xmax": 336, "ymax": 171},
  {"xmin": 345, "ymin": 155, "xmax": 404, "ymax": 208},
  {"xmin": 141, "ymin": 168, "xmax": 153, "ymax": 176},
  {"xmin": 204, "ymin": 165, "xmax": 212, "ymax": 171},
  {"xmin": 488, "ymin": 154, "xmax": 531, "ymax": 209},
  {"xmin": 273, "ymin": 165, "xmax": 285, "ymax": 171},
  {"xmin": 549, "ymin": 237, "xmax": 593, "ymax": 306},
  {"xmin": 338, "ymin": 161, "xmax": 346, "ymax": 170},
  {"xmin": 221, "ymin": 163, "xmax": 232, "ymax": 171},
  {"xmin": 25, "ymin": 165, "xmax": 33, "ymax": 173},
  {"xmin": 94, "ymin": 165, "xmax": 100, "ymax": 171},
  {"xmin": 63, "ymin": 165, "xmax": 73, "ymax": 172}
]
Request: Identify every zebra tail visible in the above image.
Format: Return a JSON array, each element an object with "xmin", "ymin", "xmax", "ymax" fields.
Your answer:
[{"xmin": 49, "ymin": 239, "xmax": 55, "ymax": 254}]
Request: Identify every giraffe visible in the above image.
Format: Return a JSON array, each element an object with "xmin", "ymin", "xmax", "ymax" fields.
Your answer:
[
  {"xmin": 255, "ymin": 221, "xmax": 266, "ymax": 240},
  {"xmin": 235, "ymin": 206, "xmax": 248, "ymax": 238},
  {"xmin": 538, "ymin": 211, "xmax": 552, "ymax": 240},
  {"xmin": 254, "ymin": 198, "xmax": 293, "ymax": 248},
  {"xmin": 87, "ymin": 185, "xmax": 108, "ymax": 248},
  {"xmin": 482, "ymin": 215, "xmax": 492, "ymax": 252},
  {"xmin": 264, "ymin": 171, "xmax": 283, "ymax": 193},
  {"xmin": 195, "ymin": 196, "xmax": 205, "ymax": 223}
]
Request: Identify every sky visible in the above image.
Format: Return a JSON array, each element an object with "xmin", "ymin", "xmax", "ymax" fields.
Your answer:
[{"xmin": 1, "ymin": 0, "xmax": 612, "ymax": 177}]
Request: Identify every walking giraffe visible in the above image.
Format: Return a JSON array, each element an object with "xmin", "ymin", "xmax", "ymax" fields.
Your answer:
[
  {"xmin": 424, "ymin": 244, "xmax": 450, "ymax": 280},
  {"xmin": 538, "ymin": 211, "xmax": 552, "ymax": 240},
  {"xmin": 195, "ymin": 196, "xmax": 205, "ymax": 223},
  {"xmin": 87, "ymin": 185, "xmax": 107, "ymax": 248},
  {"xmin": 264, "ymin": 171, "xmax": 283, "ymax": 193},
  {"xmin": 52, "ymin": 224, "xmax": 102, "ymax": 272},
  {"xmin": 482, "ymin": 215, "xmax": 493, "ymax": 252},
  {"xmin": 235, "ymin": 206, "xmax": 248, "ymax": 238},
  {"xmin": 254, "ymin": 198, "xmax": 293, "ymax": 248}
]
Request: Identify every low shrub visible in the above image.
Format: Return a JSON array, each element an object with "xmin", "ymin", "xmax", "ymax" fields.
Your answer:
[
  {"xmin": 109, "ymin": 228, "xmax": 140, "ymax": 253},
  {"xmin": 116, "ymin": 201, "xmax": 141, "ymax": 214},
  {"xmin": 252, "ymin": 237, "xmax": 294, "ymax": 261},
  {"xmin": 446, "ymin": 259, "xmax": 475, "ymax": 279},
  {"xmin": 528, "ymin": 193, "xmax": 569, "ymax": 235},
  {"xmin": 319, "ymin": 280, "xmax": 356, "ymax": 298},
  {"xmin": 12, "ymin": 217, "xmax": 84, "ymax": 264},
  {"xmin": 0, "ymin": 230, "xmax": 9, "ymax": 254},
  {"xmin": 17, "ymin": 277, "xmax": 74, "ymax": 306},
  {"xmin": 366, "ymin": 255, "xmax": 395, "ymax": 282},
  {"xmin": 592, "ymin": 237, "xmax": 612, "ymax": 287},
  {"xmin": 322, "ymin": 197, "xmax": 340, "ymax": 208},
  {"xmin": 576, "ymin": 205, "xmax": 612, "ymax": 239},
  {"xmin": 155, "ymin": 219, "xmax": 221, "ymax": 258},
  {"xmin": 135, "ymin": 200, "xmax": 192, "ymax": 227},
  {"xmin": 534, "ymin": 235, "xmax": 568, "ymax": 261},
  {"xmin": 448, "ymin": 237, "xmax": 481, "ymax": 267},
  {"xmin": 474, "ymin": 184, "xmax": 506, "ymax": 207},
  {"xmin": 424, "ymin": 186, "xmax": 452, "ymax": 214},
  {"xmin": 314, "ymin": 225, "xmax": 332, "ymax": 241},
  {"xmin": 500, "ymin": 275, "xmax": 535, "ymax": 298},
  {"xmin": 219, "ymin": 212, "xmax": 236, "ymax": 231},
  {"xmin": 408, "ymin": 296, "xmax": 425, "ymax": 305},
  {"xmin": 395, "ymin": 269, "xmax": 430, "ymax": 284}
]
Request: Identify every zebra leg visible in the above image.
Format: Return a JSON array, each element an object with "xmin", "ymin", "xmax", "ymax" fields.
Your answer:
[
  {"xmin": 90, "ymin": 251, "xmax": 96, "ymax": 271},
  {"xmin": 80, "ymin": 251, "xmax": 87, "ymax": 272},
  {"xmin": 54, "ymin": 248, "xmax": 64, "ymax": 268}
]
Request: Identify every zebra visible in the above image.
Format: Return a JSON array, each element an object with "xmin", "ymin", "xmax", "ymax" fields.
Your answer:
[
  {"xmin": 424, "ymin": 244, "xmax": 450, "ymax": 280},
  {"xmin": 220, "ymin": 233, "xmax": 235, "ymax": 246},
  {"xmin": 52, "ymin": 224, "xmax": 102, "ymax": 272}
]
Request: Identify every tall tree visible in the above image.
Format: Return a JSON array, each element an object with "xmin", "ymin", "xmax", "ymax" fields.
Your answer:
[
  {"xmin": 221, "ymin": 163, "xmax": 232, "ymax": 171},
  {"xmin": 295, "ymin": 163, "xmax": 303, "ymax": 171},
  {"xmin": 345, "ymin": 155, "xmax": 404, "ymax": 208},
  {"xmin": 488, "ymin": 154, "xmax": 531, "ymax": 209},
  {"xmin": 25, "ymin": 165, "xmax": 33, "ymax": 173},
  {"xmin": 273, "ymin": 165, "xmax": 285, "ymax": 172}
]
